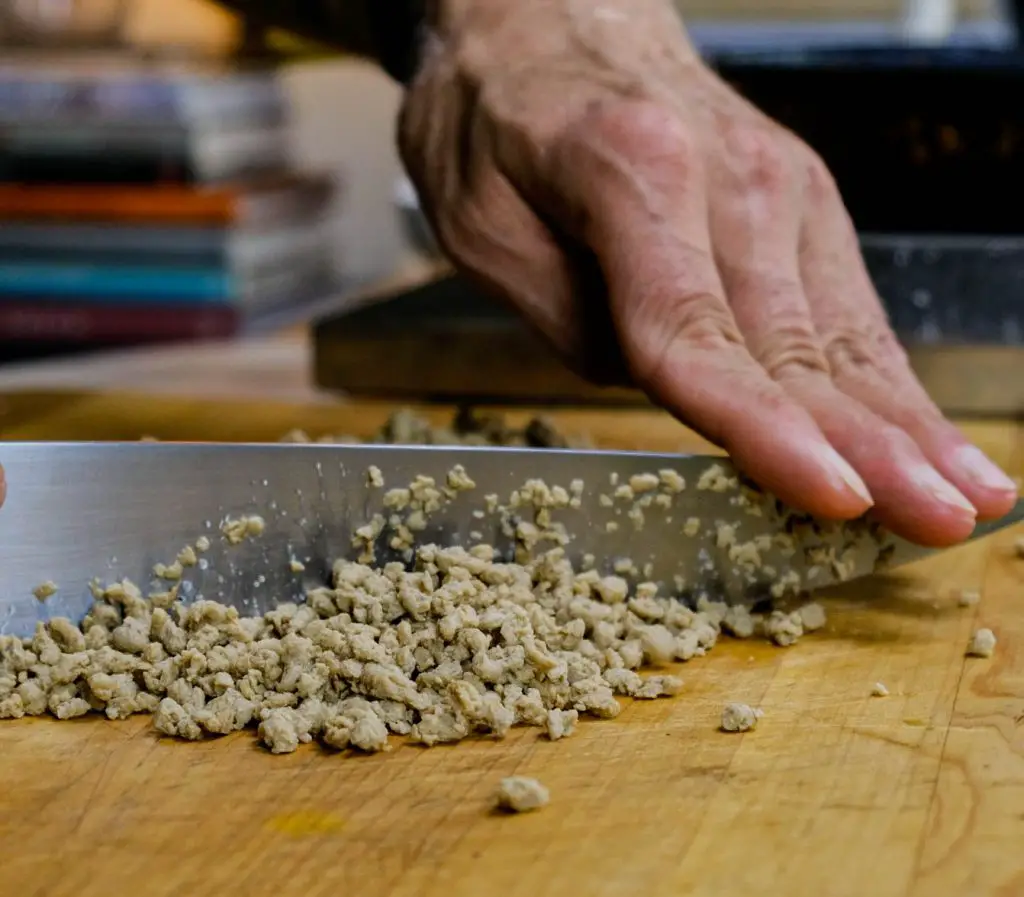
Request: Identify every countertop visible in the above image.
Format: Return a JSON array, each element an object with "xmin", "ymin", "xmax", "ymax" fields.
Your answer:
[{"xmin": 0, "ymin": 390, "xmax": 1022, "ymax": 897}]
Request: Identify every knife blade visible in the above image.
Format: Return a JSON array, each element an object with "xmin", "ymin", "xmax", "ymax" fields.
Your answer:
[{"xmin": 0, "ymin": 441, "xmax": 1020, "ymax": 639}]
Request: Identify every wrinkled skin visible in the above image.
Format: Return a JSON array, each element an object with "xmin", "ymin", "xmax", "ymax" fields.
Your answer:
[{"xmin": 398, "ymin": 0, "xmax": 1017, "ymax": 546}]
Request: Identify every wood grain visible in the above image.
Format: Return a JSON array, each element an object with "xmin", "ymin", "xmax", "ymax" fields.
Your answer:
[{"xmin": 0, "ymin": 391, "xmax": 1021, "ymax": 897}]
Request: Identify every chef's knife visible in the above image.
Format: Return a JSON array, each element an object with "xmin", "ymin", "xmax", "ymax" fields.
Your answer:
[{"xmin": 0, "ymin": 442, "xmax": 1020, "ymax": 639}]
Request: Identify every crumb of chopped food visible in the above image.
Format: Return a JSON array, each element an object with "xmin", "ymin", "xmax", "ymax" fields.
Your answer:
[
  {"xmin": 194, "ymin": 535, "xmax": 211, "ymax": 553},
  {"xmin": 797, "ymin": 602, "xmax": 827, "ymax": 632},
  {"xmin": 697, "ymin": 464, "xmax": 738, "ymax": 493},
  {"xmin": 956, "ymin": 588, "xmax": 981, "ymax": 608},
  {"xmin": 496, "ymin": 776, "xmax": 549, "ymax": 813},
  {"xmin": 289, "ymin": 559, "xmax": 306, "ymax": 574},
  {"xmin": 221, "ymin": 514, "xmax": 266, "ymax": 545},
  {"xmin": 545, "ymin": 708, "xmax": 578, "ymax": 741},
  {"xmin": 153, "ymin": 560, "xmax": 183, "ymax": 581},
  {"xmin": 966, "ymin": 628, "xmax": 997, "ymax": 658},
  {"xmin": 366, "ymin": 465, "xmax": 384, "ymax": 488},
  {"xmin": 176, "ymin": 546, "xmax": 198, "ymax": 568},
  {"xmin": 447, "ymin": 464, "xmax": 476, "ymax": 492},
  {"xmin": 871, "ymin": 682, "xmax": 890, "ymax": 697},
  {"xmin": 762, "ymin": 610, "xmax": 804, "ymax": 647},
  {"xmin": 722, "ymin": 605, "xmax": 755, "ymax": 639},
  {"xmin": 32, "ymin": 581, "xmax": 58, "ymax": 602},
  {"xmin": 721, "ymin": 702, "xmax": 762, "ymax": 732}
]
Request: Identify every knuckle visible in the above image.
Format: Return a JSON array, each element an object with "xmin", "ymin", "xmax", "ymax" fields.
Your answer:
[
  {"xmin": 568, "ymin": 97, "xmax": 699, "ymax": 177},
  {"xmin": 627, "ymin": 288, "xmax": 744, "ymax": 388},
  {"xmin": 822, "ymin": 327, "xmax": 882, "ymax": 372},
  {"xmin": 824, "ymin": 323, "xmax": 949, "ymax": 432},
  {"xmin": 824, "ymin": 322, "xmax": 905, "ymax": 376},
  {"xmin": 756, "ymin": 320, "xmax": 831, "ymax": 381},
  {"xmin": 800, "ymin": 146, "xmax": 842, "ymax": 207},
  {"xmin": 721, "ymin": 123, "xmax": 794, "ymax": 195}
]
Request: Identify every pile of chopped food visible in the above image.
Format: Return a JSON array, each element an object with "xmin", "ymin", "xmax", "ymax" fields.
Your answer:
[
  {"xmin": 0, "ymin": 541, "xmax": 828, "ymax": 753},
  {"xmin": 0, "ymin": 407, "xmax": 999, "ymax": 760}
]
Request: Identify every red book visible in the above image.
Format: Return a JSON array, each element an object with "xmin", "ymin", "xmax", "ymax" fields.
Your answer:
[
  {"xmin": 0, "ymin": 302, "xmax": 238, "ymax": 344},
  {"xmin": 0, "ymin": 175, "xmax": 335, "ymax": 226}
]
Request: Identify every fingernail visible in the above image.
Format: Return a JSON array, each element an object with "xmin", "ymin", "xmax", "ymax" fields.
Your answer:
[
  {"xmin": 910, "ymin": 463, "xmax": 977, "ymax": 516},
  {"xmin": 952, "ymin": 445, "xmax": 1018, "ymax": 494},
  {"xmin": 814, "ymin": 443, "xmax": 873, "ymax": 506}
]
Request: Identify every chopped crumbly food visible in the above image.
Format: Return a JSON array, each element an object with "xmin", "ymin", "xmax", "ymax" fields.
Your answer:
[
  {"xmin": 797, "ymin": 602, "xmax": 827, "ymax": 632},
  {"xmin": 281, "ymin": 407, "xmax": 590, "ymax": 450},
  {"xmin": 956, "ymin": 588, "xmax": 981, "ymax": 608},
  {"xmin": 966, "ymin": 628, "xmax": 997, "ymax": 658},
  {"xmin": 871, "ymin": 682, "xmax": 890, "ymax": 697},
  {"xmin": 176, "ymin": 546, "xmax": 198, "ymax": 568},
  {"xmin": 721, "ymin": 605, "xmax": 756, "ymax": 639},
  {"xmin": 18, "ymin": 420, "xmax": 866, "ymax": 760},
  {"xmin": 496, "ymin": 776, "xmax": 550, "ymax": 813},
  {"xmin": 0, "ymin": 546, "xmax": 714, "ymax": 749},
  {"xmin": 32, "ymin": 581, "xmax": 58, "ymax": 602},
  {"xmin": 762, "ymin": 610, "xmax": 804, "ymax": 647},
  {"xmin": 545, "ymin": 708, "xmax": 578, "ymax": 741},
  {"xmin": 1, "ymin": 535, "xmax": 828, "ymax": 754},
  {"xmin": 153, "ymin": 561, "xmax": 184, "ymax": 581},
  {"xmin": 721, "ymin": 702, "xmax": 762, "ymax": 733},
  {"xmin": 289, "ymin": 559, "xmax": 306, "ymax": 574},
  {"xmin": 221, "ymin": 515, "xmax": 266, "ymax": 545}
]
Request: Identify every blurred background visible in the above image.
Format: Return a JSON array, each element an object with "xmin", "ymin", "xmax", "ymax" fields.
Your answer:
[{"xmin": 0, "ymin": 0, "xmax": 1022, "ymax": 416}]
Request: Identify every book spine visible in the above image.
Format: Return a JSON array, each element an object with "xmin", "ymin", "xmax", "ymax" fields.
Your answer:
[
  {"xmin": 0, "ymin": 185, "xmax": 238, "ymax": 224},
  {"xmin": 0, "ymin": 246, "xmax": 327, "ymax": 280},
  {"xmin": 0, "ymin": 155, "xmax": 204, "ymax": 186},
  {"xmin": 0, "ymin": 73, "xmax": 286, "ymax": 129},
  {"xmin": 0, "ymin": 302, "xmax": 238, "ymax": 343},
  {"xmin": 0, "ymin": 264, "xmax": 234, "ymax": 302},
  {"xmin": 0, "ymin": 223, "xmax": 228, "ymax": 258},
  {"xmin": 1, "ymin": 127, "xmax": 287, "ymax": 185},
  {"xmin": 0, "ymin": 248, "xmax": 227, "ymax": 269}
]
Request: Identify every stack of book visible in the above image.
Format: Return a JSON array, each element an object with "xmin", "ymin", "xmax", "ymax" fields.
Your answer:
[{"xmin": 0, "ymin": 53, "xmax": 343, "ymax": 356}]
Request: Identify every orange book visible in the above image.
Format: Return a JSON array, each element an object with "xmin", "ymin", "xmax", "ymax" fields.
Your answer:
[{"xmin": 0, "ymin": 175, "xmax": 334, "ymax": 228}]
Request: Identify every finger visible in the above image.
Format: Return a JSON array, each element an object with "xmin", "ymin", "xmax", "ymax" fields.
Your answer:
[
  {"xmin": 707, "ymin": 131, "xmax": 974, "ymax": 544},
  {"xmin": 521, "ymin": 100, "xmax": 874, "ymax": 518},
  {"xmin": 0, "ymin": 463, "xmax": 5, "ymax": 510},
  {"xmin": 797, "ymin": 159, "xmax": 1017, "ymax": 524},
  {"xmin": 705, "ymin": 123, "xmax": 830, "ymax": 383}
]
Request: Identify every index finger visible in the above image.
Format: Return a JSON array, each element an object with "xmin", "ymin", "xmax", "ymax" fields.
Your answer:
[
  {"xmin": 0, "ymin": 464, "xmax": 6, "ymax": 510},
  {"xmin": 545, "ymin": 102, "xmax": 874, "ymax": 519}
]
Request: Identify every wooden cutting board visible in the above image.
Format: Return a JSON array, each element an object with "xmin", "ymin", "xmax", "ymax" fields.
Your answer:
[{"xmin": 1, "ymin": 390, "xmax": 1022, "ymax": 897}]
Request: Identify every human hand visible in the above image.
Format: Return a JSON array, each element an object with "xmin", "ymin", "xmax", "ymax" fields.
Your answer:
[
  {"xmin": 397, "ymin": 0, "xmax": 1018, "ymax": 546},
  {"xmin": 0, "ymin": 463, "xmax": 5, "ymax": 509}
]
